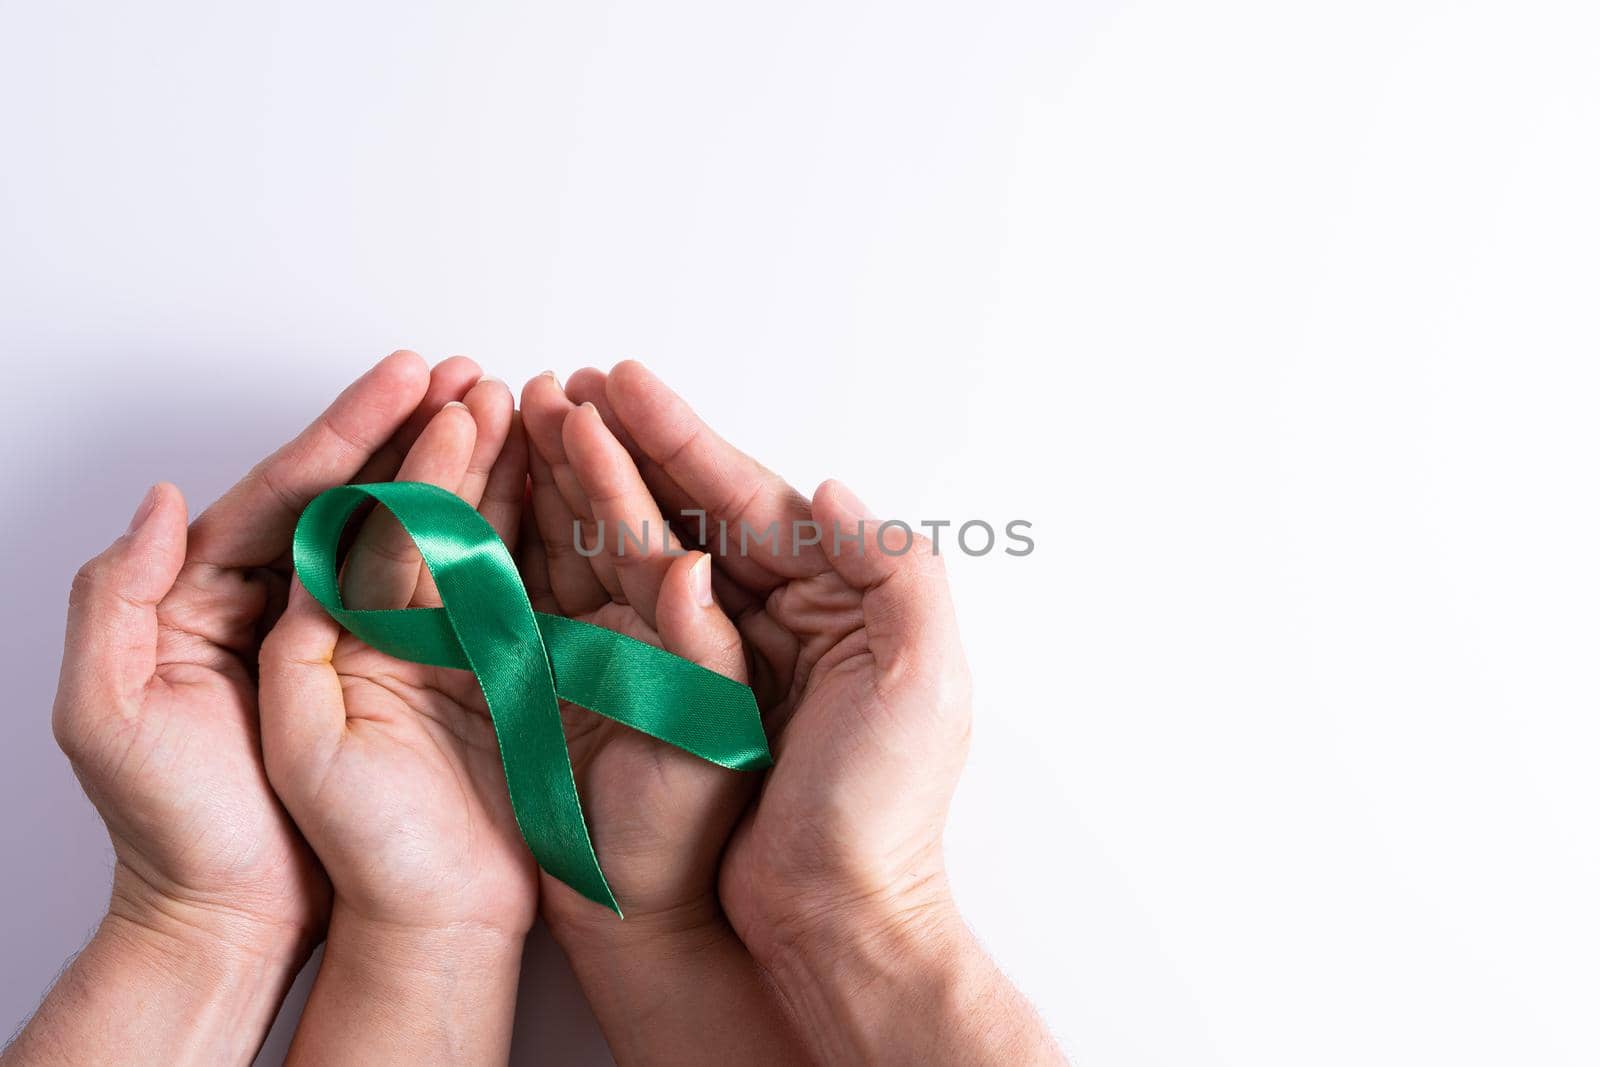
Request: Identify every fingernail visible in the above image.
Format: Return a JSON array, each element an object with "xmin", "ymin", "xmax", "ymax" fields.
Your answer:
[
  {"xmin": 580, "ymin": 401, "xmax": 598, "ymax": 414},
  {"xmin": 830, "ymin": 480, "xmax": 876, "ymax": 520},
  {"xmin": 478, "ymin": 375, "xmax": 504, "ymax": 389},
  {"xmin": 126, "ymin": 485, "xmax": 159, "ymax": 535},
  {"xmin": 691, "ymin": 554, "xmax": 714, "ymax": 608},
  {"xmin": 538, "ymin": 370, "xmax": 561, "ymax": 388},
  {"xmin": 443, "ymin": 400, "xmax": 469, "ymax": 411}
]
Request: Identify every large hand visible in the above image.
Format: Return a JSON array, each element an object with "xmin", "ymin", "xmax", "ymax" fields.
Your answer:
[
  {"xmin": 517, "ymin": 372, "xmax": 804, "ymax": 1064},
  {"xmin": 564, "ymin": 363, "xmax": 966, "ymax": 947},
  {"xmin": 585, "ymin": 362, "xmax": 1061, "ymax": 1064},
  {"xmin": 36, "ymin": 351, "xmax": 476, "ymax": 1063},
  {"xmin": 50, "ymin": 350, "xmax": 473, "ymax": 949},
  {"xmin": 258, "ymin": 379, "xmax": 537, "ymax": 1064}
]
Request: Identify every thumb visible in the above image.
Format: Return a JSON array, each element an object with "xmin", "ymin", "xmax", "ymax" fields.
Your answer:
[
  {"xmin": 654, "ymin": 551, "xmax": 748, "ymax": 683},
  {"xmin": 791, "ymin": 482, "xmax": 973, "ymax": 880},
  {"xmin": 811, "ymin": 479, "xmax": 970, "ymax": 704},
  {"xmin": 57, "ymin": 483, "xmax": 189, "ymax": 723},
  {"xmin": 258, "ymin": 578, "xmax": 348, "ymax": 800}
]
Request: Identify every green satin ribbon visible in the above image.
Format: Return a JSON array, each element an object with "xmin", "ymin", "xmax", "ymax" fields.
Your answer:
[{"xmin": 291, "ymin": 481, "xmax": 771, "ymax": 917}]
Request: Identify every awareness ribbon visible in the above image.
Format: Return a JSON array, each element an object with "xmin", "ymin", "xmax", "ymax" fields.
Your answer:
[{"xmin": 291, "ymin": 481, "xmax": 771, "ymax": 917}]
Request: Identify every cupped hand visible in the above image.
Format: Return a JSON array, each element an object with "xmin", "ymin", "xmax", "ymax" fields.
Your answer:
[
  {"xmin": 257, "ymin": 377, "xmax": 540, "ymax": 940},
  {"xmin": 566, "ymin": 364, "xmax": 1057, "ymax": 1065},
  {"xmin": 515, "ymin": 372, "xmax": 810, "ymax": 1066},
  {"xmin": 51, "ymin": 350, "xmax": 483, "ymax": 959},
  {"xmin": 518, "ymin": 373, "xmax": 755, "ymax": 930},
  {"xmin": 569, "ymin": 362, "xmax": 973, "ymax": 967}
]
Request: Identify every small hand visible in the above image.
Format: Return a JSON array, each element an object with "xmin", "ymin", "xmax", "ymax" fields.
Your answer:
[
  {"xmin": 516, "ymin": 372, "xmax": 806, "ymax": 1065},
  {"xmin": 257, "ymin": 379, "xmax": 536, "ymax": 1064},
  {"xmin": 519, "ymin": 373, "xmax": 755, "ymax": 928}
]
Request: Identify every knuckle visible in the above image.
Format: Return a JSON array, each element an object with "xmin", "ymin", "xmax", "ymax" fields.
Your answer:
[
  {"xmin": 355, "ymin": 535, "xmax": 420, "ymax": 568},
  {"xmin": 909, "ymin": 533, "xmax": 944, "ymax": 568},
  {"xmin": 712, "ymin": 632, "xmax": 747, "ymax": 675},
  {"xmin": 51, "ymin": 694, "xmax": 132, "ymax": 767},
  {"xmin": 876, "ymin": 527, "xmax": 942, "ymax": 569},
  {"xmin": 68, "ymin": 558, "xmax": 103, "ymax": 606},
  {"xmin": 50, "ymin": 703, "xmax": 82, "ymax": 760},
  {"xmin": 258, "ymin": 627, "xmax": 290, "ymax": 670}
]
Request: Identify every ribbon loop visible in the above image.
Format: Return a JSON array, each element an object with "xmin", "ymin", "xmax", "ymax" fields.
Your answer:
[{"xmin": 293, "ymin": 481, "xmax": 770, "ymax": 916}]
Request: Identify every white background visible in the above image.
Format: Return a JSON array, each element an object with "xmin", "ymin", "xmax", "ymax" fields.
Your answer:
[{"xmin": 3, "ymin": 2, "xmax": 1598, "ymax": 1064}]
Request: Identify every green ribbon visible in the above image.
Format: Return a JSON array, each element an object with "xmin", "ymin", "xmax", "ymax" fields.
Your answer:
[{"xmin": 291, "ymin": 481, "xmax": 771, "ymax": 917}]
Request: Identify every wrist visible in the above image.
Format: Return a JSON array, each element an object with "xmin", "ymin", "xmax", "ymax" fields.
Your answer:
[
  {"xmin": 6, "ymin": 885, "xmax": 308, "ymax": 1066},
  {"xmin": 763, "ymin": 884, "xmax": 1052, "ymax": 1064},
  {"xmin": 547, "ymin": 888, "xmax": 737, "ymax": 1020},
  {"xmin": 107, "ymin": 861, "xmax": 315, "ymax": 973},
  {"xmin": 748, "ymin": 856, "xmax": 961, "ymax": 982},
  {"xmin": 286, "ymin": 904, "xmax": 527, "ymax": 1065},
  {"xmin": 549, "ymin": 888, "xmax": 739, "ymax": 996},
  {"xmin": 547, "ymin": 894, "xmax": 807, "ymax": 1066},
  {"xmin": 761, "ymin": 878, "xmax": 968, "ymax": 1002},
  {"xmin": 323, "ymin": 901, "xmax": 527, "ymax": 977}
]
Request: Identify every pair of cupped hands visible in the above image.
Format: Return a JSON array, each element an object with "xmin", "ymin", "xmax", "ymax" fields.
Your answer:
[{"xmin": 28, "ymin": 353, "xmax": 1053, "ymax": 1066}]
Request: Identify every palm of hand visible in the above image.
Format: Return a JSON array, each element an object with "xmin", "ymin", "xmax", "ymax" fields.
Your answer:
[
  {"xmin": 60, "ymin": 352, "xmax": 499, "ymax": 946},
  {"xmin": 541, "ymin": 361, "xmax": 975, "ymax": 962},
  {"xmin": 715, "ymin": 570, "xmax": 889, "ymax": 942},
  {"xmin": 302, "ymin": 636, "xmax": 538, "ymax": 932},
  {"xmin": 519, "ymin": 377, "xmax": 765, "ymax": 926},
  {"xmin": 720, "ymin": 557, "xmax": 970, "ymax": 958},
  {"xmin": 543, "ymin": 599, "xmax": 753, "ymax": 923},
  {"xmin": 60, "ymin": 558, "xmax": 328, "ymax": 933},
  {"xmin": 258, "ymin": 376, "xmax": 539, "ymax": 935}
]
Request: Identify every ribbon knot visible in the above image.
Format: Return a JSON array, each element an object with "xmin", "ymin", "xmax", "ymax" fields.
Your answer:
[{"xmin": 292, "ymin": 481, "xmax": 771, "ymax": 916}]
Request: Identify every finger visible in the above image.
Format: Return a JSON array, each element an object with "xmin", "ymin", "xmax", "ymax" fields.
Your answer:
[
  {"xmin": 516, "ymin": 486, "xmax": 562, "ymax": 615},
  {"xmin": 575, "ymin": 367, "xmax": 801, "ymax": 707},
  {"xmin": 521, "ymin": 373, "xmax": 621, "ymax": 607},
  {"xmin": 187, "ymin": 350, "xmax": 430, "ymax": 568},
  {"xmin": 478, "ymin": 404, "xmax": 528, "ymax": 550},
  {"xmin": 56, "ymin": 484, "xmax": 188, "ymax": 718},
  {"xmin": 524, "ymin": 428, "xmax": 610, "ymax": 615},
  {"xmin": 455, "ymin": 377, "xmax": 515, "ymax": 510},
  {"xmin": 340, "ymin": 402, "xmax": 478, "ymax": 611},
  {"xmin": 604, "ymin": 360, "xmax": 827, "ymax": 588},
  {"xmin": 811, "ymin": 479, "xmax": 967, "ymax": 696},
  {"xmin": 567, "ymin": 367, "xmax": 710, "ymax": 548},
  {"xmin": 569, "ymin": 366, "xmax": 687, "ymax": 492},
  {"xmin": 568, "ymin": 367, "xmax": 692, "ymax": 509},
  {"xmin": 561, "ymin": 367, "xmax": 612, "ymax": 418},
  {"xmin": 258, "ymin": 578, "xmax": 348, "ymax": 796},
  {"xmin": 654, "ymin": 552, "xmax": 748, "ymax": 683},
  {"xmin": 350, "ymin": 354, "xmax": 483, "ymax": 485},
  {"xmin": 522, "ymin": 372, "xmax": 622, "ymax": 598},
  {"xmin": 716, "ymin": 576, "xmax": 801, "ymax": 717},
  {"xmin": 563, "ymin": 366, "xmax": 644, "ymax": 464},
  {"xmin": 404, "ymin": 376, "xmax": 514, "ymax": 606},
  {"xmin": 562, "ymin": 401, "xmax": 684, "ymax": 629}
]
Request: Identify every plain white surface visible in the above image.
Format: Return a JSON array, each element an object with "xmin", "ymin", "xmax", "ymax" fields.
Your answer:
[{"xmin": 3, "ymin": 2, "xmax": 1598, "ymax": 1063}]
